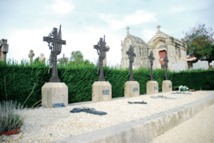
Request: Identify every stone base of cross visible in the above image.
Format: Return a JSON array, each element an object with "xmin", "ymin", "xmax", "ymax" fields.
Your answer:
[
  {"xmin": 42, "ymin": 82, "xmax": 68, "ymax": 108},
  {"xmin": 92, "ymin": 81, "xmax": 112, "ymax": 102},
  {"xmin": 146, "ymin": 80, "xmax": 159, "ymax": 95},
  {"xmin": 162, "ymin": 80, "xmax": 172, "ymax": 93},
  {"xmin": 124, "ymin": 81, "xmax": 140, "ymax": 97}
]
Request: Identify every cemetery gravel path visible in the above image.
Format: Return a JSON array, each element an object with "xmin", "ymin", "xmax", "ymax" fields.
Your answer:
[{"xmin": 0, "ymin": 91, "xmax": 214, "ymax": 143}]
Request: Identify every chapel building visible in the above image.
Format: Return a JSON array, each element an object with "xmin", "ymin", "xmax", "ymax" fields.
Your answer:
[{"xmin": 121, "ymin": 26, "xmax": 188, "ymax": 71}]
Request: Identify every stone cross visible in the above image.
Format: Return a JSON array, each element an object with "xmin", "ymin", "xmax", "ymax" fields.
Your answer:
[
  {"xmin": 39, "ymin": 53, "xmax": 46, "ymax": 63},
  {"xmin": 148, "ymin": 50, "xmax": 155, "ymax": 80},
  {"xmin": 0, "ymin": 39, "xmax": 9, "ymax": 61},
  {"xmin": 126, "ymin": 26, "xmax": 130, "ymax": 35},
  {"xmin": 28, "ymin": 50, "xmax": 35, "ymax": 64},
  {"xmin": 164, "ymin": 53, "xmax": 169, "ymax": 80},
  {"xmin": 94, "ymin": 36, "xmax": 109, "ymax": 81},
  {"xmin": 157, "ymin": 25, "xmax": 161, "ymax": 32},
  {"xmin": 43, "ymin": 25, "xmax": 66, "ymax": 82},
  {"xmin": 126, "ymin": 45, "xmax": 136, "ymax": 81}
]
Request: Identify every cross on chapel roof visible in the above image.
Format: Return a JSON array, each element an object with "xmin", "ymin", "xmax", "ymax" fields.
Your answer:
[
  {"xmin": 157, "ymin": 25, "xmax": 161, "ymax": 33},
  {"xmin": 126, "ymin": 26, "xmax": 130, "ymax": 35}
]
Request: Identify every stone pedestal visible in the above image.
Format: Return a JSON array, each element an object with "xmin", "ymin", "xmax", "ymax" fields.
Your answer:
[
  {"xmin": 162, "ymin": 80, "xmax": 172, "ymax": 92},
  {"xmin": 42, "ymin": 82, "xmax": 68, "ymax": 108},
  {"xmin": 146, "ymin": 80, "xmax": 158, "ymax": 94},
  {"xmin": 124, "ymin": 81, "xmax": 140, "ymax": 97},
  {"xmin": 92, "ymin": 81, "xmax": 112, "ymax": 102}
]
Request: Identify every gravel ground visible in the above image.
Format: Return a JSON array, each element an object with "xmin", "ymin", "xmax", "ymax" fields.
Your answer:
[
  {"xmin": 151, "ymin": 103, "xmax": 214, "ymax": 143},
  {"xmin": 1, "ymin": 91, "xmax": 214, "ymax": 143}
]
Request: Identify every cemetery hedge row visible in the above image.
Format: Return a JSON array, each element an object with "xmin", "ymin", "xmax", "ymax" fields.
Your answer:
[{"xmin": 0, "ymin": 63, "xmax": 214, "ymax": 107}]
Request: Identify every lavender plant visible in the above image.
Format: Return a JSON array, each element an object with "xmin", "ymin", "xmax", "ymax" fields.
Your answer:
[{"xmin": 0, "ymin": 101, "xmax": 23, "ymax": 133}]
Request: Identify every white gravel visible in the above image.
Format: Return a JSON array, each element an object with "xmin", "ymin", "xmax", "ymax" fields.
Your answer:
[{"xmin": 1, "ymin": 91, "xmax": 214, "ymax": 143}]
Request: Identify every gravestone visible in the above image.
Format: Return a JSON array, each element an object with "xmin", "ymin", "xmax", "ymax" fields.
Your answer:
[
  {"xmin": 92, "ymin": 36, "xmax": 112, "ymax": 102},
  {"xmin": 0, "ymin": 39, "xmax": 9, "ymax": 61},
  {"xmin": 28, "ymin": 50, "xmax": 35, "ymax": 64},
  {"xmin": 162, "ymin": 53, "xmax": 172, "ymax": 92},
  {"xmin": 193, "ymin": 60, "xmax": 209, "ymax": 70},
  {"xmin": 39, "ymin": 53, "xmax": 46, "ymax": 63},
  {"xmin": 124, "ymin": 45, "xmax": 140, "ymax": 97},
  {"xmin": 41, "ymin": 25, "xmax": 68, "ymax": 108},
  {"xmin": 146, "ymin": 50, "xmax": 159, "ymax": 94}
]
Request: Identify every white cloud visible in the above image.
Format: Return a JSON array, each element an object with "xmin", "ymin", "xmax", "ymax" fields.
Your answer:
[
  {"xmin": 99, "ymin": 10, "xmax": 157, "ymax": 30},
  {"xmin": 170, "ymin": 7, "xmax": 187, "ymax": 13},
  {"xmin": 7, "ymin": 28, "xmax": 51, "ymax": 62},
  {"xmin": 63, "ymin": 26, "xmax": 122, "ymax": 66},
  {"xmin": 125, "ymin": 10, "xmax": 157, "ymax": 25},
  {"xmin": 51, "ymin": 0, "xmax": 75, "ymax": 15},
  {"xmin": 141, "ymin": 29, "xmax": 156, "ymax": 42}
]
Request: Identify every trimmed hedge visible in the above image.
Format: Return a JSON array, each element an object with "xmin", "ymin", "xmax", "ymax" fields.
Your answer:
[
  {"xmin": 0, "ymin": 62, "xmax": 214, "ymax": 107},
  {"xmin": 170, "ymin": 70, "xmax": 214, "ymax": 90}
]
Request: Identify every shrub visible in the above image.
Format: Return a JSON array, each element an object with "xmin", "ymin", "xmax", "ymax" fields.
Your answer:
[
  {"xmin": 0, "ymin": 61, "xmax": 214, "ymax": 106},
  {"xmin": 0, "ymin": 101, "xmax": 23, "ymax": 133}
]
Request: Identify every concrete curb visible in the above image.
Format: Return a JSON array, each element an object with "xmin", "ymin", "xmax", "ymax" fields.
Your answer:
[{"xmin": 54, "ymin": 93, "xmax": 214, "ymax": 143}]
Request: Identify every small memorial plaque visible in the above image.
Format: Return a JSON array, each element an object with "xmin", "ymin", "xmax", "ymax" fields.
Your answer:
[
  {"xmin": 102, "ymin": 89, "xmax": 109, "ymax": 95},
  {"xmin": 133, "ymin": 87, "xmax": 138, "ymax": 92},
  {"xmin": 154, "ymin": 86, "xmax": 158, "ymax": 90},
  {"xmin": 169, "ymin": 84, "xmax": 172, "ymax": 88},
  {"xmin": 53, "ymin": 103, "xmax": 65, "ymax": 108}
]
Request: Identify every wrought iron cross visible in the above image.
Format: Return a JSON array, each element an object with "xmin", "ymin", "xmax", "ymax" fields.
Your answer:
[
  {"xmin": 43, "ymin": 25, "xmax": 66, "ymax": 82},
  {"xmin": 164, "ymin": 54, "xmax": 169, "ymax": 80},
  {"xmin": 148, "ymin": 50, "xmax": 155, "ymax": 80},
  {"xmin": 126, "ymin": 45, "xmax": 136, "ymax": 81},
  {"xmin": 94, "ymin": 36, "xmax": 109, "ymax": 81}
]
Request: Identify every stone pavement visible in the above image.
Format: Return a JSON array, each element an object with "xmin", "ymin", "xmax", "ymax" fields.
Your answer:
[{"xmin": 151, "ymin": 103, "xmax": 214, "ymax": 143}]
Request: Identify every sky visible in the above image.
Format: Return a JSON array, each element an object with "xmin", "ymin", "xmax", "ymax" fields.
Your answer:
[{"xmin": 1, "ymin": 0, "xmax": 214, "ymax": 66}]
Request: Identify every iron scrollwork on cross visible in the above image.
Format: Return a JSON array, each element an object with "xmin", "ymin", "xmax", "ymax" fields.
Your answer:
[
  {"xmin": 164, "ymin": 53, "xmax": 169, "ymax": 80},
  {"xmin": 148, "ymin": 50, "xmax": 155, "ymax": 80},
  {"xmin": 94, "ymin": 36, "xmax": 109, "ymax": 81},
  {"xmin": 126, "ymin": 45, "xmax": 136, "ymax": 81},
  {"xmin": 43, "ymin": 25, "xmax": 66, "ymax": 82}
]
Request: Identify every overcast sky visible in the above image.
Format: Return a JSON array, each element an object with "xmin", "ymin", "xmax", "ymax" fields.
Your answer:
[{"xmin": 1, "ymin": 0, "xmax": 214, "ymax": 65}]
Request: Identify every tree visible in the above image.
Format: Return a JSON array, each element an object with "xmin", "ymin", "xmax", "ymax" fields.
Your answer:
[
  {"xmin": 68, "ymin": 51, "xmax": 94, "ymax": 66},
  {"xmin": 58, "ymin": 54, "xmax": 69, "ymax": 65},
  {"xmin": 183, "ymin": 24, "xmax": 214, "ymax": 68},
  {"xmin": 32, "ymin": 57, "xmax": 46, "ymax": 66},
  {"xmin": 70, "ymin": 51, "xmax": 84, "ymax": 64}
]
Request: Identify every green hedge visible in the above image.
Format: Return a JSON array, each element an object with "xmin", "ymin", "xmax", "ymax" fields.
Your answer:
[
  {"xmin": 170, "ymin": 70, "xmax": 214, "ymax": 90},
  {"xmin": 0, "ymin": 62, "xmax": 214, "ymax": 107}
]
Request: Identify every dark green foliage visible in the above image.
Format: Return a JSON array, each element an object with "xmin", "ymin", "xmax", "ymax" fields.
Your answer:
[
  {"xmin": 0, "ymin": 61, "xmax": 214, "ymax": 107},
  {"xmin": 105, "ymin": 67, "xmax": 128, "ymax": 98},
  {"xmin": 134, "ymin": 68, "xmax": 150, "ymax": 94},
  {"xmin": 59, "ymin": 65, "xmax": 97, "ymax": 103},
  {"xmin": 170, "ymin": 69, "xmax": 214, "ymax": 90},
  {"xmin": 0, "ymin": 62, "xmax": 49, "ymax": 107},
  {"xmin": 183, "ymin": 24, "xmax": 214, "ymax": 68}
]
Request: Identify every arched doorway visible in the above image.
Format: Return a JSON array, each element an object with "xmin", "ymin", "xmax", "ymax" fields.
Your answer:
[{"xmin": 159, "ymin": 50, "xmax": 167, "ymax": 69}]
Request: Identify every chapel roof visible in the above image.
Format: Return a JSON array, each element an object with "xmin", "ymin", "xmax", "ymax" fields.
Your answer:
[
  {"xmin": 126, "ymin": 34, "xmax": 146, "ymax": 45},
  {"xmin": 123, "ymin": 26, "xmax": 146, "ymax": 45},
  {"xmin": 148, "ymin": 30, "xmax": 170, "ymax": 44}
]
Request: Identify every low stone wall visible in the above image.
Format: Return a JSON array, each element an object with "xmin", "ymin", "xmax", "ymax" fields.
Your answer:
[{"xmin": 55, "ymin": 93, "xmax": 214, "ymax": 143}]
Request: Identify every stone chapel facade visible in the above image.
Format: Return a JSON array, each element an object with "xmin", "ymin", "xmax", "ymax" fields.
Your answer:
[{"xmin": 121, "ymin": 27, "xmax": 188, "ymax": 71}]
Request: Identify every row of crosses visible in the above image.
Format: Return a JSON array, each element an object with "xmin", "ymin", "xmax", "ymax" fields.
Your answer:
[{"xmin": 43, "ymin": 25, "xmax": 169, "ymax": 82}]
